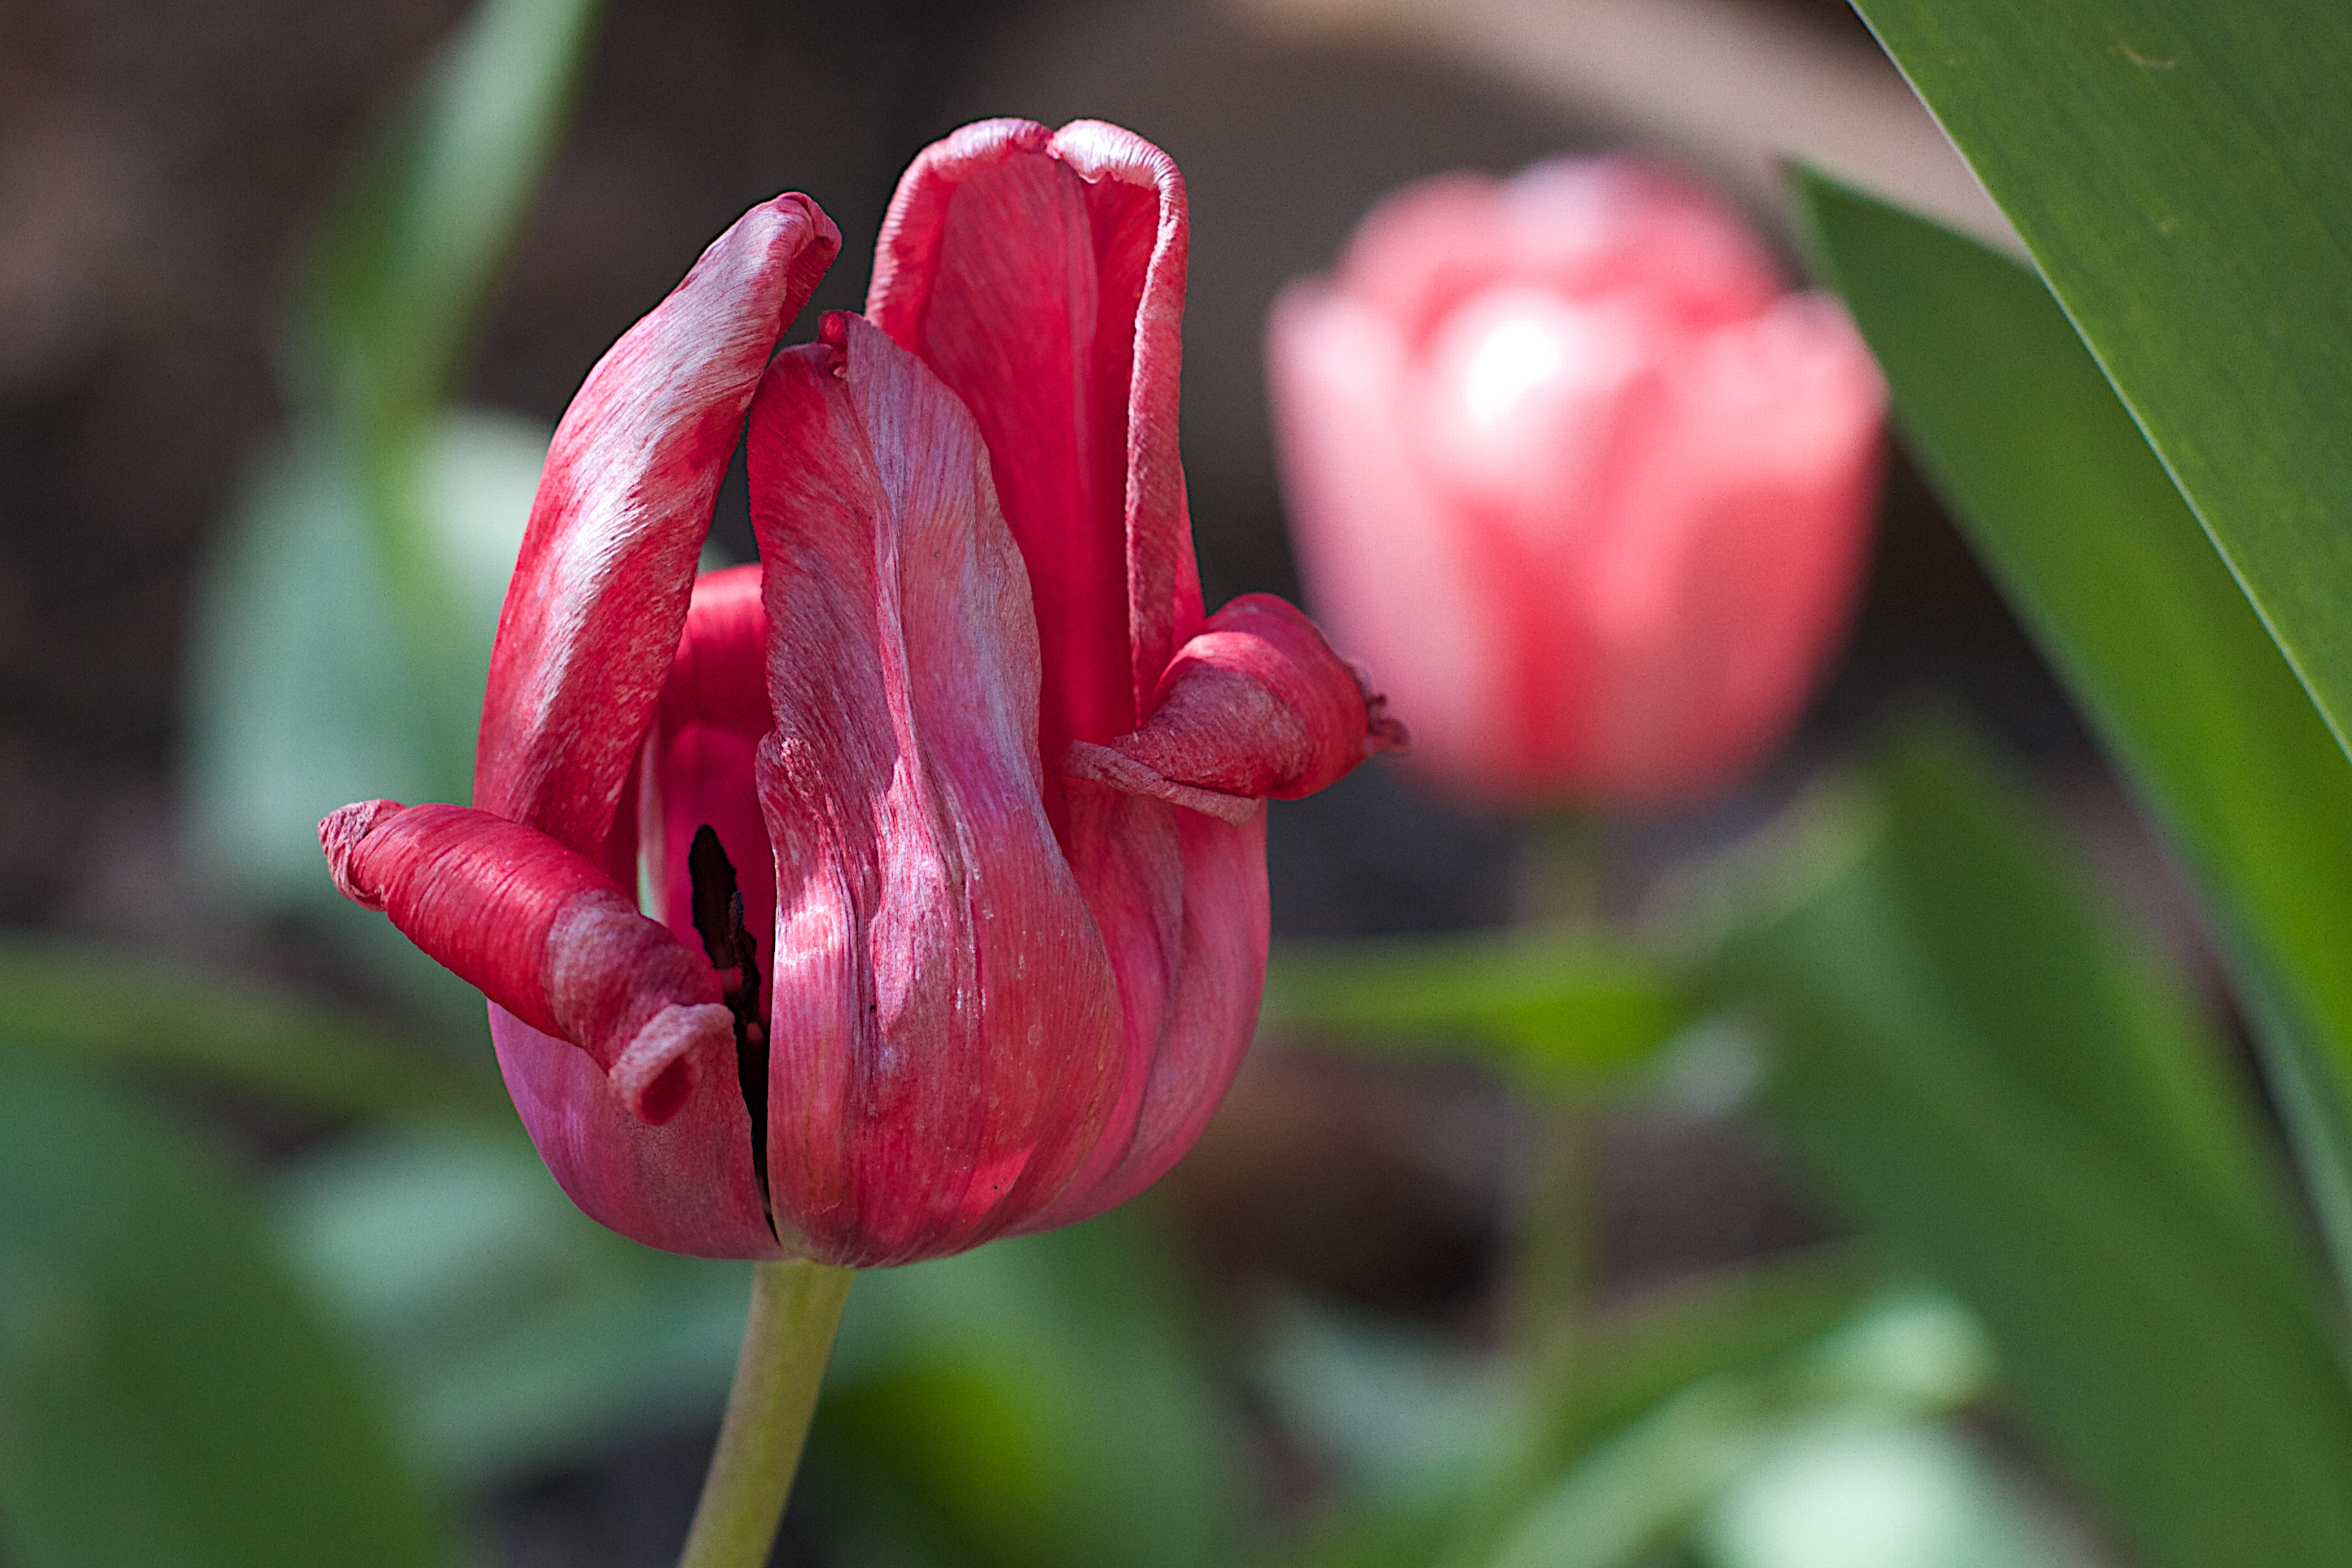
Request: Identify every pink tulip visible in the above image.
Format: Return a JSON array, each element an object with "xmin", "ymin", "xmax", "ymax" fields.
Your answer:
[
  {"xmin": 1269, "ymin": 157, "xmax": 1885, "ymax": 808},
  {"xmin": 321, "ymin": 120, "xmax": 1398, "ymax": 1266}
]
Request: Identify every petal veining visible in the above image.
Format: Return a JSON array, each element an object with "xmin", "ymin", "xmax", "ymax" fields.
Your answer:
[
  {"xmin": 746, "ymin": 312, "xmax": 1124, "ymax": 1265},
  {"xmin": 478, "ymin": 195, "xmax": 838, "ymax": 854},
  {"xmin": 868, "ymin": 120, "xmax": 1199, "ymax": 765}
]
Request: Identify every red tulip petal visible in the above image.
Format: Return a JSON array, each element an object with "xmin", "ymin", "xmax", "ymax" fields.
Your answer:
[
  {"xmin": 638, "ymin": 565, "xmax": 778, "ymax": 966},
  {"xmin": 1058, "ymin": 748, "xmax": 1261, "ymax": 827},
  {"xmin": 1012, "ymin": 800, "xmax": 1269, "ymax": 1234},
  {"xmin": 869, "ymin": 123, "xmax": 1327, "ymax": 1246},
  {"xmin": 1063, "ymin": 594, "xmax": 1404, "ymax": 822},
  {"xmin": 490, "ymin": 1005, "xmax": 779, "ymax": 1259},
  {"xmin": 1049, "ymin": 120, "xmax": 1199, "ymax": 713},
  {"xmin": 318, "ymin": 800, "xmax": 732, "ymax": 1126},
  {"xmin": 477, "ymin": 194, "xmax": 839, "ymax": 855},
  {"xmin": 657, "ymin": 564, "xmax": 771, "ymax": 733},
  {"xmin": 746, "ymin": 312, "xmax": 1124, "ymax": 1266},
  {"xmin": 478, "ymin": 563, "xmax": 784, "ymax": 1262},
  {"xmin": 866, "ymin": 119, "xmax": 1200, "ymax": 767}
]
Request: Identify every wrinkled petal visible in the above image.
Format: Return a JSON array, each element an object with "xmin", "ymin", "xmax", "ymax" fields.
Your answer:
[
  {"xmin": 746, "ymin": 311, "xmax": 1125, "ymax": 1266},
  {"xmin": 867, "ymin": 118, "xmax": 1199, "ymax": 765},
  {"xmin": 442, "ymin": 195, "xmax": 834, "ymax": 1265},
  {"xmin": 477, "ymin": 195, "xmax": 840, "ymax": 856},
  {"xmin": 1064, "ymin": 594, "xmax": 1406, "ymax": 823},
  {"xmin": 1009, "ymin": 798, "xmax": 1268, "ymax": 1234},
  {"xmin": 867, "ymin": 122, "xmax": 1396, "ymax": 1246},
  {"xmin": 322, "ymin": 127, "xmax": 1389, "ymax": 1269},
  {"xmin": 490, "ymin": 1007, "xmax": 778, "ymax": 1260},
  {"xmin": 318, "ymin": 800, "xmax": 731, "ymax": 1124},
  {"xmin": 477, "ymin": 565, "xmax": 783, "ymax": 1262}
]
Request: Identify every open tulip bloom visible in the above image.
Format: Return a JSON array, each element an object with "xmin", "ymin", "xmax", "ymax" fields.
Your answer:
[
  {"xmin": 319, "ymin": 122, "xmax": 1394, "ymax": 1550},
  {"xmin": 323, "ymin": 119, "xmax": 1395, "ymax": 1264}
]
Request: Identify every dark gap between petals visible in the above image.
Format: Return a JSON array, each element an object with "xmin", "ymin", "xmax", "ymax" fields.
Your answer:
[
  {"xmin": 703, "ymin": 426, "xmax": 759, "ymax": 565},
  {"xmin": 689, "ymin": 824, "xmax": 772, "ymax": 1227}
]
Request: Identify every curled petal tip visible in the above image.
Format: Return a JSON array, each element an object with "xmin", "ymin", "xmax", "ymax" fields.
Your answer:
[
  {"xmin": 610, "ymin": 1002, "xmax": 730, "ymax": 1125},
  {"xmin": 1069, "ymin": 594, "xmax": 1389, "ymax": 811},
  {"xmin": 319, "ymin": 799, "xmax": 407, "ymax": 910},
  {"xmin": 323, "ymin": 801, "xmax": 728, "ymax": 1128},
  {"xmin": 1350, "ymin": 664, "xmax": 1411, "ymax": 758},
  {"xmin": 1062, "ymin": 740, "xmax": 1260, "ymax": 825}
]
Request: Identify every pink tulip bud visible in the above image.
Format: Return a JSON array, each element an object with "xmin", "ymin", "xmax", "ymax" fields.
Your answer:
[
  {"xmin": 320, "ymin": 122, "xmax": 1395, "ymax": 1265},
  {"xmin": 1269, "ymin": 157, "xmax": 1886, "ymax": 808}
]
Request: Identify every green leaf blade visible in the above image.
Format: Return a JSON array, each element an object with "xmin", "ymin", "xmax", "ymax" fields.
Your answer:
[
  {"xmin": 1733, "ymin": 728, "xmax": 2352, "ymax": 1568},
  {"xmin": 1791, "ymin": 168, "xmax": 2352, "ymax": 1285},
  {"xmin": 301, "ymin": 0, "xmax": 602, "ymax": 432},
  {"xmin": 0, "ymin": 937, "xmax": 507, "ymax": 1122},
  {"xmin": 1846, "ymin": 0, "xmax": 2352, "ymax": 757},
  {"xmin": 1262, "ymin": 937, "xmax": 1690, "ymax": 1084}
]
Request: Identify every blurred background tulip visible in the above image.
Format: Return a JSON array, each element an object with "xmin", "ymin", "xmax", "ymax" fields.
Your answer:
[{"xmin": 1269, "ymin": 157, "xmax": 1887, "ymax": 808}]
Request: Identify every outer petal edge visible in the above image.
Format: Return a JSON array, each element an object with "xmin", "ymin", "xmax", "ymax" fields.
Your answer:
[{"xmin": 477, "ymin": 193, "xmax": 840, "ymax": 852}]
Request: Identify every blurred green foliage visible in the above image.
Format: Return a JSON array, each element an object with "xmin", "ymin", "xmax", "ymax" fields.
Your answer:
[
  {"xmin": 1477, "ymin": 1288, "xmax": 2007, "ymax": 1568},
  {"xmin": 823, "ymin": 1215, "xmax": 1247, "ymax": 1568},
  {"xmin": 1794, "ymin": 164, "xmax": 2352, "ymax": 1296},
  {"xmin": 191, "ymin": 410, "xmax": 549, "ymax": 911},
  {"xmin": 1262, "ymin": 1258, "xmax": 2089, "ymax": 1568},
  {"xmin": 1695, "ymin": 1418, "xmax": 2087, "ymax": 1568},
  {"xmin": 294, "ymin": 0, "xmax": 601, "ymax": 786},
  {"xmin": 0, "ymin": 935, "xmax": 506, "ymax": 1121},
  {"xmin": 275, "ymin": 1118, "xmax": 1249, "ymax": 1568},
  {"xmin": 1732, "ymin": 728, "xmax": 2352, "ymax": 1568},
  {"xmin": 0, "ymin": 1, "xmax": 604, "ymax": 1562},
  {"xmin": 297, "ymin": 0, "xmax": 598, "ymax": 441},
  {"xmin": 0, "ymin": 1062, "xmax": 456, "ymax": 1568},
  {"xmin": 1265, "ymin": 935, "xmax": 1691, "ymax": 1087},
  {"xmin": 278, "ymin": 1122, "xmax": 749, "ymax": 1488},
  {"xmin": 1261, "ymin": 722, "xmax": 2352, "ymax": 1568},
  {"xmin": 187, "ymin": 0, "xmax": 596, "ymax": 953}
]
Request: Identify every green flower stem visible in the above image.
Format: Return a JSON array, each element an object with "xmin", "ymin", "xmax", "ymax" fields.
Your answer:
[
  {"xmin": 1429, "ymin": 1093, "xmax": 1603, "ymax": 1568},
  {"xmin": 1518, "ymin": 814, "xmax": 1607, "ymax": 931},
  {"xmin": 677, "ymin": 1258, "xmax": 855, "ymax": 1568},
  {"xmin": 1505, "ymin": 1092, "xmax": 1601, "ymax": 1365},
  {"xmin": 1505, "ymin": 811, "xmax": 1609, "ymax": 1358}
]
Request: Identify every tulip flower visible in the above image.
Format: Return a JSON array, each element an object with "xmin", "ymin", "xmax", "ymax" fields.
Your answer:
[
  {"xmin": 321, "ymin": 120, "xmax": 1396, "ymax": 1269},
  {"xmin": 1269, "ymin": 157, "xmax": 1885, "ymax": 808}
]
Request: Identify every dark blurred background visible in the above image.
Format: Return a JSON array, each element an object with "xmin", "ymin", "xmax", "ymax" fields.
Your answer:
[
  {"xmin": 0, "ymin": 0, "xmax": 2087, "ymax": 931},
  {"xmin": 0, "ymin": 1, "xmax": 2155, "ymax": 1561}
]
